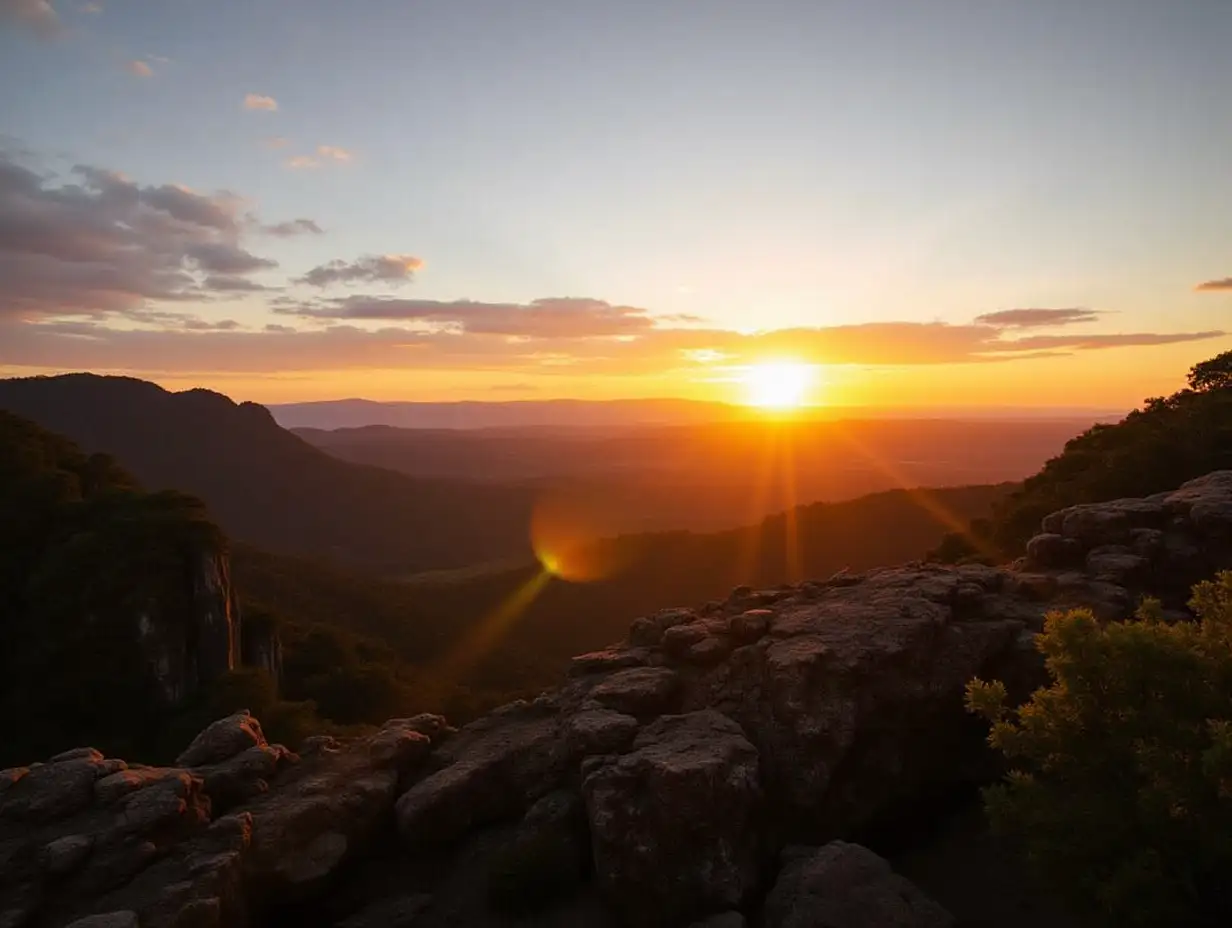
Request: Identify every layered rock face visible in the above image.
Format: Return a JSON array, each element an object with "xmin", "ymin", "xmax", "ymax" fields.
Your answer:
[
  {"xmin": 141, "ymin": 544, "xmax": 260, "ymax": 707},
  {"xmin": 4, "ymin": 472, "xmax": 1232, "ymax": 927}
]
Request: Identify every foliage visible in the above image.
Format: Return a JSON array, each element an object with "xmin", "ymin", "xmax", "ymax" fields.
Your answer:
[
  {"xmin": 986, "ymin": 349, "xmax": 1232, "ymax": 554},
  {"xmin": 0, "ymin": 410, "xmax": 341, "ymax": 764},
  {"xmin": 1187, "ymin": 350, "xmax": 1232, "ymax": 393},
  {"xmin": 0, "ymin": 373, "xmax": 538, "ymax": 573},
  {"xmin": 966, "ymin": 572, "xmax": 1232, "ymax": 926}
]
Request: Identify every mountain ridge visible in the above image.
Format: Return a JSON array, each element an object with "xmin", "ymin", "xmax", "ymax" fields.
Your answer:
[{"xmin": 0, "ymin": 373, "xmax": 538, "ymax": 573}]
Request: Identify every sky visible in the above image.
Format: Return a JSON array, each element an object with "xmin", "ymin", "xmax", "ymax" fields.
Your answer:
[{"xmin": 1, "ymin": 0, "xmax": 1230, "ymax": 408}]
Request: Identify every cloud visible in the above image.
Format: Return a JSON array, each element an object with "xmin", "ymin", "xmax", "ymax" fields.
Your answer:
[
  {"xmin": 125, "ymin": 59, "xmax": 153, "ymax": 78},
  {"xmin": 974, "ymin": 307, "xmax": 1099, "ymax": 328},
  {"xmin": 185, "ymin": 241, "xmax": 277, "ymax": 275},
  {"xmin": 1196, "ymin": 278, "xmax": 1232, "ymax": 292},
  {"xmin": 1, "ymin": 144, "xmax": 1224, "ymax": 380},
  {"xmin": 0, "ymin": 148, "xmax": 279, "ymax": 320},
  {"xmin": 243, "ymin": 94, "xmax": 278, "ymax": 112},
  {"xmin": 80, "ymin": 2, "xmax": 101, "ymax": 11},
  {"xmin": 1, "ymin": 0, "xmax": 60, "ymax": 38},
  {"xmin": 996, "ymin": 332, "xmax": 1226, "ymax": 352},
  {"xmin": 297, "ymin": 254, "xmax": 424, "ymax": 287},
  {"xmin": 181, "ymin": 317, "xmax": 240, "ymax": 331},
  {"xmin": 262, "ymin": 136, "xmax": 290, "ymax": 150},
  {"xmin": 280, "ymin": 296, "xmax": 660, "ymax": 338},
  {"xmin": 2, "ymin": 316, "xmax": 1224, "ymax": 378},
  {"xmin": 201, "ymin": 275, "xmax": 273, "ymax": 293},
  {"xmin": 284, "ymin": 145, "xmax": 352, "ymax": 170},
  {"xmin": 262, "ymin": 218, "xmax": 323, "ymax": 237}
]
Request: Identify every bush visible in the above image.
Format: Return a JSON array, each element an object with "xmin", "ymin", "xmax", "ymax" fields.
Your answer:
[{"xmin": 966, "ymin": 572, "xmax": 1232, "ymax": 926}]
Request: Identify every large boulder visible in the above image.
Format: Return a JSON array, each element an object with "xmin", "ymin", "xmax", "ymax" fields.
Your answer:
[
  {"xmin": 396, "ymin": 702, "xmax": 567, "ymax": 845},
  {"xmin": 763, "ymin": 842, "xmax": 953, "ymax": 928},
  {"xmin": 582, "ymin": 710, "xmax": 762, "ymax": 927},
  {"xmin": 680, "ymin": 565, "xmax": 1030, "ymax": 838},
  {"xmin": 486, "ymin": 790, "xmax": 589, "ymax": 914},
  {"xmin": 1029, "ymin": 471, "xmax": 1232, "ymax": 603},
  {"xmin": 176, "ymin": 711, "xmax": 266, "ymax": 768}
]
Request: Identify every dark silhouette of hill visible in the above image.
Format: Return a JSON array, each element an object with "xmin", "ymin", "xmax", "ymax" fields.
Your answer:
[
  {"xmin": 271, "ymin": 396, "xmax": 747, "ymax": 430},
  {"xmin": 935, "ymin": 349, "xmax": 1232, "ymax": 558},
  {"xmin": 0, "ymin": 374, "xmax": 537, "ymax": 572},
  {"xmin": 271, "ymin": 397, "xmax": 1124, "ymax": 431}
]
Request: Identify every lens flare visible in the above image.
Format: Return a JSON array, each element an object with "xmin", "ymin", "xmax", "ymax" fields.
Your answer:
[{"xmin": 530, "ymin": 485, "xmax": 628, "ymax": 582}]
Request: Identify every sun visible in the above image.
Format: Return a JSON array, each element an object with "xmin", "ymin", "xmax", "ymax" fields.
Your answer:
[{"xmin": 741, "ymin": 361, "xmax": 816, "ymax": 409}]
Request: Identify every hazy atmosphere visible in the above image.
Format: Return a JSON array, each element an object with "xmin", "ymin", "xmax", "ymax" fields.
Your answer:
[{"xmin": 2, "ymin": 0, "xmax": 1229, "ymax": 406}]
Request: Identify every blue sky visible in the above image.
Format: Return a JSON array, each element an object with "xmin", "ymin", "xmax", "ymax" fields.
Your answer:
[{"xmin": 0, "ymin": 0, "xmax": 1229, "ymax": 404}]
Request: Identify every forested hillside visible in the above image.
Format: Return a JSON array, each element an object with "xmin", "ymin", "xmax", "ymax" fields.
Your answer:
[
  {"xmin": 0, "ymin": 374, "xmax": 537, "ymax": 573},
  {"xmin": 959, "ymin": 351, "xmax": 1232, "ymax": 557}
]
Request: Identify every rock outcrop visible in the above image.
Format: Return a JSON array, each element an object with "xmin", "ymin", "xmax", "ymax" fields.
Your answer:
[
  {"xmin": 764, "ymin": 842, "xmax": 954, "ymax": 928},
  {"xmin": 141, "ymin": 543, "xmax": 280, "ymax": 708},
  {"xmin": 4, "ymin": 471, "xmax": 1232, "ymax": 927}
]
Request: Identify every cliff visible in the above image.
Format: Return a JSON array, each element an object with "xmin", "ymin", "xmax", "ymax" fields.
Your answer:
[
  {"xmin": 3, "ymin": 471, "xmax": 1232, "ymax": 928},
  {"xmin": 0, "ymin": 411, "xmax": 279, "ymax": 764}
]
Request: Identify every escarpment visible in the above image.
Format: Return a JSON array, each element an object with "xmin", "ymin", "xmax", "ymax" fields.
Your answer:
[
  {"xmin": 0, "ymin": 409, "xmax": 281, "ymax": 766},
  {"xmin": 4, "ymin": 471, "xmax": 1232, "ymax": 928}
]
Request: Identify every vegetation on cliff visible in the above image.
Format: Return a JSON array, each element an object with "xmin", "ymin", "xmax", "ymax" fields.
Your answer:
[
  {"xmin": 947, "ymin": 350, "xmax": 1232, "ymax": 558},
  {"xmin": 0, "ymin": 410, "xmax": 221, "ymax": 762},
  {"xmin": 968, "ymin": 572, "xmax": 1232, "ymax": 927}
]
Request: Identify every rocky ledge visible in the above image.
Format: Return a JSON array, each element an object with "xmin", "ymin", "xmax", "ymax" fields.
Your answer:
[{"xmin": 4, "ymin": 472, "xmax": 1232, "ymax": 928}]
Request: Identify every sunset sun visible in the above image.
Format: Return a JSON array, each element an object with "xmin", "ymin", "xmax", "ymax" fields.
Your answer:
[{"xmin": 742, "ymin": 361, "xmax": 816, "ymax": 409}]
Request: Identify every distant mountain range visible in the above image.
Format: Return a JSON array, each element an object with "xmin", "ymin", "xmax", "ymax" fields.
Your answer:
[
  {"xmin": 269, "ymin": 397, "xmax": 748, "ymax": 430},
  {"xmin": 292, "ymin": 416, "xmax": 1094, "ymax": 533},
  {"xmin": 0, "ymin": 373, "xmax": 1102, "ymax": 556},
  {"xmin": 269, "ymin": 397, "xmax": 1127, "ymax": 431},
  {"xmin": 0, "ymin": 374, "xmax": 536, "ymax": 573}
]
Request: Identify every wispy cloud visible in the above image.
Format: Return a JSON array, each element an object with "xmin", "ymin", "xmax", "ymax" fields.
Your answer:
[
  {"xmin": 1196, "ymin": 278, "xmax": 1232, "ymax": 292},
  {"xmin": 297, "ymin": 255, "xmax": 423, "ymax": 287},
  {"xmin": 283, "ymin": 145, "xmax": 353, "ymax": 169},
  {"xmin": 1, "ymin": 0, "xmax": 61, "ymax": 38},
  {"xmin": 974, "ymin": 307, "xmax": 1100, "ymax": 328},
  {"xmin": 243, "ymin": 93, "xmax": 278, "ymax": 112},
  {"xmin": 279, "ymin": 296, "xmax": 655, "ymax": 338},
  {"xmin": 317, "ymin": 145, "xmax": 353, "ymax": 162},
  {"xmin": 80, "ymin": 2, "xmax": 102, "ymax": 12},
  {"xmin": 3, "ymin": 318, "xmax": 1223, "ymax": 377},
  {"xmin": 125, "ymin": 59, "xmax": 153, "ymax": 78},
  {"xmin": 262, "ymin": 218, "xmax": 324, "ymax": 237},
  {"xmin": 261, "ymin": 136, "xmax": 290, "ymax": 150}
]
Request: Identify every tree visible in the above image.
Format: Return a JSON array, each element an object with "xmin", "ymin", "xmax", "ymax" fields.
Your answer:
[
  {"xmin": 984, "ymin": 349, "xmax": 1232, "ymax": 554},
  {"xmin": 1188, "ymin": 350, "xmax": 1232, "ymax": 393},
  {"xmin": 966, "ymin": 573, "xmax": 1232, "ymax": 926}
]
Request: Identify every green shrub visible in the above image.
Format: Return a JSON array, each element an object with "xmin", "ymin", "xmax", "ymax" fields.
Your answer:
[{"xmin": 966, "ymin": 572, "xmax": 1232, "ymax": 926}]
